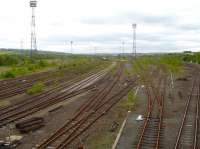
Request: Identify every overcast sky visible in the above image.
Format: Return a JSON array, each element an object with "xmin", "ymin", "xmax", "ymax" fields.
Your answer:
[{"xmin": 0, "ymin": 0, "xmax": 200, "ymax": 53}]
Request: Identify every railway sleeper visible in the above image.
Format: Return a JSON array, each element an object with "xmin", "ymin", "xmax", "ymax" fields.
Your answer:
[
  {"xmin": 18, "ymin": 124, "xmax": 45, "ymax": 133},
  {"xmin": 15, "ymin": 118, "xmax": 44, "ymax": 128}
]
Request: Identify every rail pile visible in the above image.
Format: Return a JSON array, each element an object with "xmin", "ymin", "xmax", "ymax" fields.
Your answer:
[
  {"xmin": 134, "ymin": 72, "xmax": 166, "ymax": 149},
  {"xmin": 0, "ymin": 68, "xmax": 110, "ymax": 127},
  {"xmin": 36, "ymin": 64, "xmax": 137, "ymax": 149}
]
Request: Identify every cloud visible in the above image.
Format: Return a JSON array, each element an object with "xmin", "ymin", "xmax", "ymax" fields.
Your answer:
[
  {"xmin": 81, "ymin": 12, "xmax": 178, "ymax": 27},
  {"xmin": 1, "ymin": 0, "xmax": 200, "ymax": 53}
]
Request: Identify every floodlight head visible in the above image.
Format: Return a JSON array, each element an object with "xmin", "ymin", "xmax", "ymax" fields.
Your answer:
[
  {"xmin": 132, "ymin": 23, "xmax": 137, "ymax": 29},
  {"xmin": 30, "ymin": 0, "xmax": 37, "ymax": 7}
]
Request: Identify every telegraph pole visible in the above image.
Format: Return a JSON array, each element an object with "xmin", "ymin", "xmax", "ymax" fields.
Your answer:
[
  {"xmin": 70, "ymin": 41, "xmax": 73, "ymax": 54},
  {"xmin": 30, "ymin": 0, "xmax": 37, "ymax": 57},
  {"xmin": 20, "ymin": 39, "xmax": 24, "ymax": 54},
  {"xmin": 94, "ymin": 46, "xmax": 97, "ymax": 55},
  {"xmin": 132, "ymin": 24, "xmax": 137, "ymax": 57},
  {"xmin": 122, "ymin": 41, "xmax": 125, "ymax": 57}
]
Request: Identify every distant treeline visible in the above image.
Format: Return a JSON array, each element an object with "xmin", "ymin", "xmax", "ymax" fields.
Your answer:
[{"xmin": 182, "ymin": 53, "xmax": 200, "ymax": 64}]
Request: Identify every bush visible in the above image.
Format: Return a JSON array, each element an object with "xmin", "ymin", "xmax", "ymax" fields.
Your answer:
[
  {"xmin": 1, "ymin": 71, "xmax": 16, "ymax": 78},
  {"xmin": 38, "ymin": 60, "xmax": 48, "ymax": 67},
  {"xmin": 120, "ymin": 90, "xmax": 136, "ymax": 110},
  {"xmin": 27, "ymin": 82, "xmax": 45, "ymax": 95}
]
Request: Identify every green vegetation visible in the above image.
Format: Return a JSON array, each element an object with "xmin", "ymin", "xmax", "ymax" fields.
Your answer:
[
  {"xmin": 0, "ymin": 54, "xmax": 55, "ymax": 79},
  {"xmin": 0, "ymin": 60, "xmax": 50, "ymax": 79},
  {"xmin": 124, "ymin": 55, "xmax": 183, "ymax": 86},
  {"xmin": 0, "ymin": 51, "xmax": 111, "ymax": 79},
  {"xmin": 182, "ymin": 53, "xmax": 200, "ymax": 64},
  {"xmin": 110, "ymin": 64, "xmax": 118, "ymax": 76},
  {"xmin": 131, "ymin": 55, "xmax": 183, "ymax": 75},
  {"xmin": 0, "ymin": 100, "xmax": 10, "ymax": 108},
  {"xmin": 27, "ymin": 82, "xmax": 45, "ymax": 95},
  {"xmin": 128, "ymin": 55, "xmax": 182, "ymax": 82},
  {"xmin": 57, "ymin": 56, "xmax": 110, "ymax": 74},
  {"xmin": 87, "ymin": 131, "xmax": 116, "ymax": 149},
  {"xmin": 120, "ymin": 90, "xmax": 137, "ymax": 111}
]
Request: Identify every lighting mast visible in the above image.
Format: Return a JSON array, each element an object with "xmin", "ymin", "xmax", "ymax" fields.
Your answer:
[{"xmin": 30, "ymin": 0, "xmax": 37, "ymax": 57}]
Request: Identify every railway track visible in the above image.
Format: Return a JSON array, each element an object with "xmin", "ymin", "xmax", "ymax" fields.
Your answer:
[
  {"xmin": 0, "ymin": 70, "xmax": 56, "ymax": 91},
  {"xmin": 134, "ymin": 73, "xmax": 166, "ymax": 149},
  {"xmin": 174, "ymin": 77, "xmax": 200, "ymax": 149},
  {"xmin": 0, "ymin": 69, "xmax": 94, "ymax": 100},
  {"xmin": 36, "ymin": 63, "xmax": 137, "ymax": 149},
  {"xmin": 0, "ymin": 66, "xmax": 107, "ymax": 100},
  {"xmin": 0, "ymin": 67, "xmax": 112, "ymax": 127}
]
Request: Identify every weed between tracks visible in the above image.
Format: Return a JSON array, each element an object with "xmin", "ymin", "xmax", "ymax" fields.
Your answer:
[
  {"xmin": 86, "ymin": 130, "xmax": 118, "ymax": 149},
  {"xmin": 133, "ymin": 55, "xmax": 183, "ymax": 74},
  {"xmin": 85, "ymin": 105, "xmax": 126, "ymax": 149},
  {"xmin": 85, "ymin": 89, "xmax": 137, "ymax": 148},
  {"xmin": 0, "ymin": 100, "xmax": 10, "ymax": 108},
  {"xmin": 127, "ymin": 55, "xmax": 183, "ymax": 88},
  {"xmin": 120, "ymin": 90, "xmax": 137, "ymax": 111},
  {"xmin": 27, "ymin": 82, "xmax": 45, "ymax": 95}
]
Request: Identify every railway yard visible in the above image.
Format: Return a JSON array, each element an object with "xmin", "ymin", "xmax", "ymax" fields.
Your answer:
[
  {"xmin": 0, "ymin": 54, "xmax": 200, "ymax": 149},
  {"xmin": 1, "ymin": 0, "xmax": 200, "ymax": 148}
]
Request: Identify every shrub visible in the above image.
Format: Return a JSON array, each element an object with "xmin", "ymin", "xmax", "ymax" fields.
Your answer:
[
  {"xmin": 27, "ymin": 82, "xmax": 45, "ymax": 95},
  {"xmin": 1, "ymin": 71, "xmax": 16, "ymax": 78}
]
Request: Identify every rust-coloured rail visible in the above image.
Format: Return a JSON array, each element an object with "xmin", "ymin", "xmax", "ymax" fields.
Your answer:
[
  {"xmin": 135, "ymin": 75, "xmax": 166, "ymax": 149},
  {"xmin": 36, "ymin": 63, "xmax": 137, "ymax": 149},
  {"xmin": 174, "ymin": 77, "xmax": 199, "ymax": 149},
  {"xmin": 0, "ymin": 69, "xmax": 109, "ymax": 127}
]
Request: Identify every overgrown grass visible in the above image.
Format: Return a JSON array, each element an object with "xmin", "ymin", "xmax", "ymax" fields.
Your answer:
[
  {"xmin": 120, "ymin": 90, "xmax": 137, "ymax": 111},
  {"xmin": 0, "ymin": 53, "xmax": 111, "ymax": 79},
  {"xmin": 0, "ymin": 100, "xmax": 10, "ymax": 108},
  {"xmin": 57, "ymin": 57, "xmax": 111, "ymax": 75},
  {"xmin": 27, "ymin": 82, "xmax": 45, "ymax": 95},
  {"xmin": 132, "ymin": 55, "xmax": 183, "ymax": 74},
  {"xmin": 87, "ymin": 131, "xmax": 116, "ymax": 149},
  {"xmin": 128, "ymin": 55, "xmax": 183, "ymax": 84},
  {"xmin": 0, "ymin": 60, "xmax": 50, "ymax": 79}
]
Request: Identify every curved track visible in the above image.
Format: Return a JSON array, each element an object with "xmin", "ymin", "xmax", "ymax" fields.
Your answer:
[
  {"xmin": 0, "ymin": 68, "xmax": 110, "ymax": 127},
  {"xmin": 36, "ymin": 63, "xmax": 137, "ymax": 149}
]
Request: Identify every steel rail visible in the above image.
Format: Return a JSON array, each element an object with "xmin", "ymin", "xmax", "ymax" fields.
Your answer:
[
  {"xmin": 57, "ymin": 83, "xmax": 135, "ymax": 149},
  {"xmin": 0, "ymin": 70, "xmax": 100, "ymax": 113},
  {"xmin": 135, "ymin": 75, "xmax": 165, "ymax": 149},
  {"xmin": 193, "ymin": 82, "xmax": 199, "ymax": 149},
  {"xmin": 174, "ymin": 78, "xmax": 197, "ymax": 149},
  {"xmin": 0, "ymin": 70, "xmax": 109, "ymax": 126},
  {"xmin": 36, "ymin": 65, "xmax": 123, "ymax": 149}
]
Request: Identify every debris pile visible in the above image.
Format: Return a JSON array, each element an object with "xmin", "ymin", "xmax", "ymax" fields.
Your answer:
[{"xmin": 0, "ymin": 135, "xmax": 22, "ymax": 149}]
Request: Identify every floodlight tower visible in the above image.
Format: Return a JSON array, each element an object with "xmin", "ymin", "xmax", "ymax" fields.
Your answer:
[
  {"xmin": 132, "ymin": 24, "xmax": 137, "ymax": 57},
  {"xmin": 30, "ymin": 0, "xmax": 37, "ymax": 57}
]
